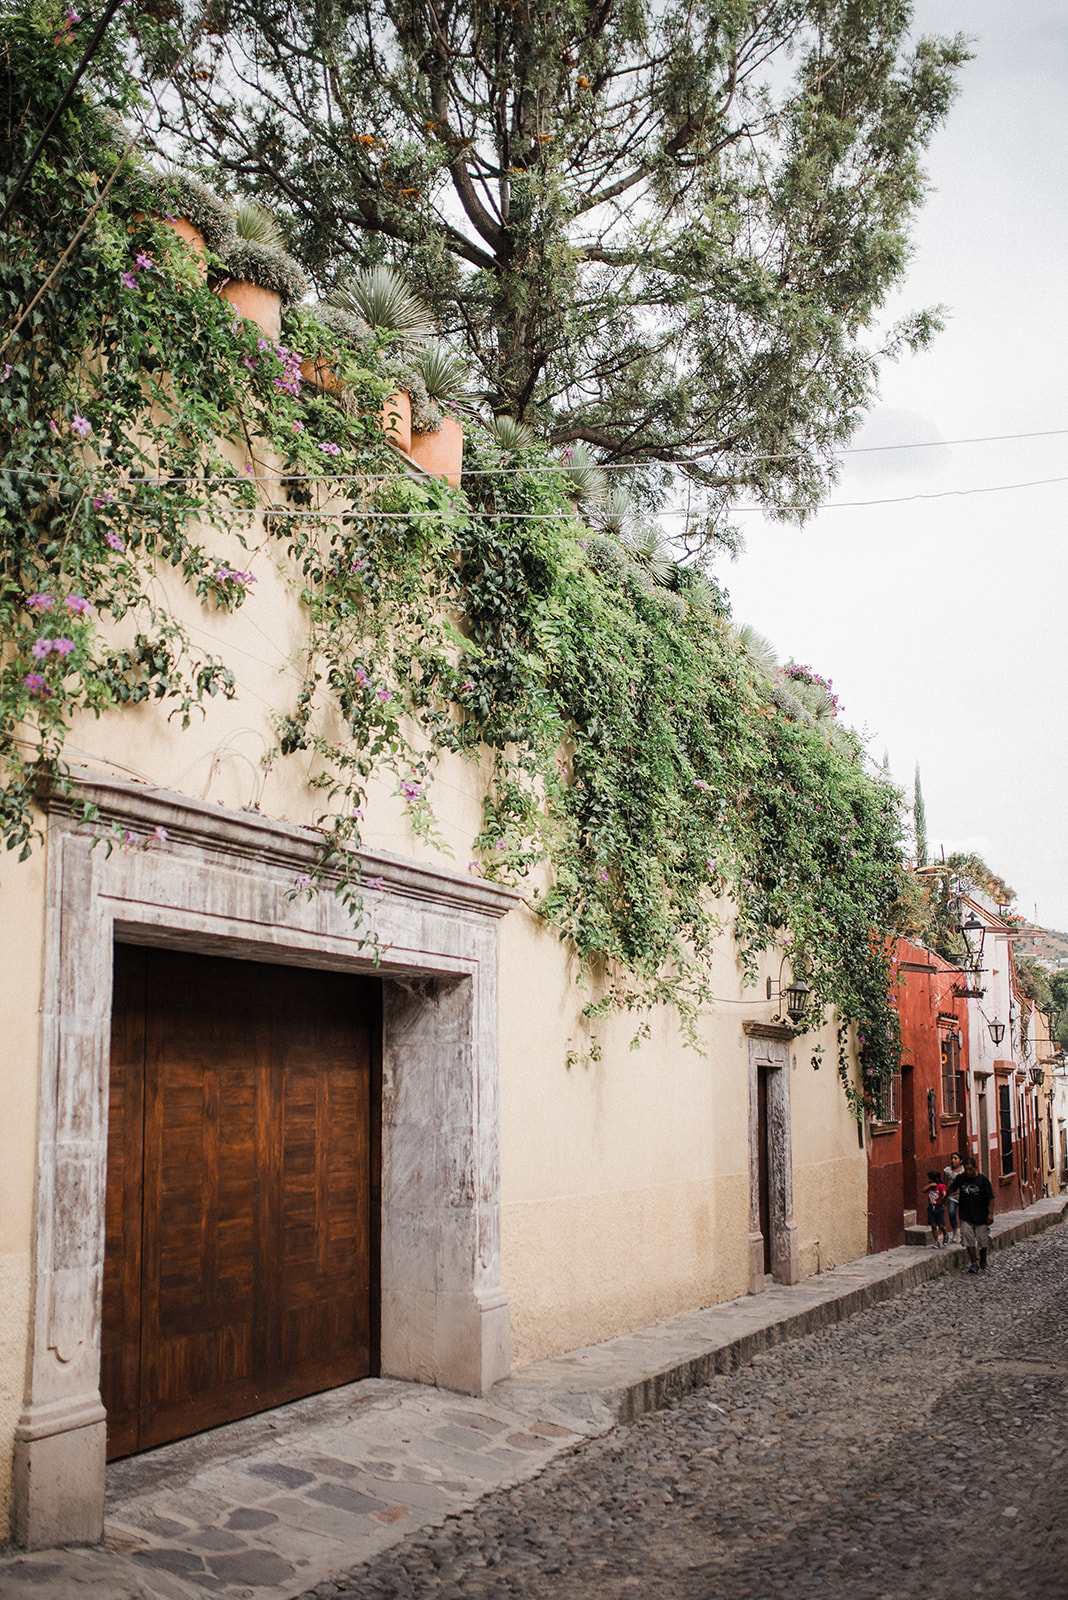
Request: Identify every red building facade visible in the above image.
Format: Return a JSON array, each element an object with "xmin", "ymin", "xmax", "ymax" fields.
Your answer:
[{"xmin": 867, "ymin": 939, "xmax": 971, "ymax": 1254}]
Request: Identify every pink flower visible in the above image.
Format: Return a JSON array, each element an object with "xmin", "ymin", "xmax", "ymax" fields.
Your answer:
[
  {"xmin": 355, "ymin": 668, "xmax": 368, "ymax": 685},
  {"xmin": 292, "ymin": 421, "xmax": 304, "ymax": 432},
  {"xmin": 693, "ymin": 779, "xmax": 709, "ymax": 791},
  {"xmin": 377, "ymin": 688, "xmax": 391, "ymax": 703},
  {"xmin": 105, "ymin": 531, "xmax": 125, "ymax": 551},
  {"xmin": 31, "ymin": 637, "xmax": 53, "ymax": 658},
  {"xmin": 26, "ymin": 593, "xmax": 53, "ymax": 611},
  {"xmin": 53, "ymin": 638, "xmax": 75, "ymax": 656},
  {"xmin": 121, "ymin": 272, "xmax": 138, "ymax": 290},
  {"xmin": 70, "ymin": 412, "xmax": 91, "ymax": 438},
  {"xmin": 366, "ymin": 876, "xmax": 384, "ymax": 891},
  {"xmin": 23, "ymin": 672, "xmax": 48, "ymax": 694},
  {"xmin": 64, "ymin": 595, "xmax": 91, "ymax": 613},
  {"xmin": 318, "ymin": 441, "xmax": 341, "ymax": 456},
  {"xmin": 153, "ymin": 826, "xmax": 167, "ymax": 842},
  {"xmin": 401, "ymin": 781, "xmax": 421, "ymax": 800},
  {"xmin": 296, "ymin": 873, "xmax": 312, "ymax": 888},
  {"xmin": 596, "ymin": 867, "xmax": 610, "ymax": 882}
]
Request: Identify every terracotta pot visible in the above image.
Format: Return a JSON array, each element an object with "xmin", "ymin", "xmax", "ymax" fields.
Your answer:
[
  {"xmin": 134, "ymin": 213, "xmax": 209, "ymax": 281},
  {"xmin": 409, "ymin": 415, "xmax": 464, "ymax": 486},
  {"xmin": 220, "ymin": 279, "xmax": 282, "ymax": 342},
  {"xmin": 380, "ymin": 390, "xmax": 412, "ymax": 455},
  {"xmin": 297, "ymin": 362, "xmax": 413, "ymax": 453}
]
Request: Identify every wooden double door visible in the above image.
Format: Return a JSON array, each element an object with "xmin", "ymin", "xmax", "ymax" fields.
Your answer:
[{"xmin": 102, "ymin": 945, "xmax": 379, "ymax": 1461}]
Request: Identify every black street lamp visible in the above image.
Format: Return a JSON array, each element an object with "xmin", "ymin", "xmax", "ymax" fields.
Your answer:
[{"xmin": 767, "ymin": 962, "xmax": 812, "ymax": 1025}]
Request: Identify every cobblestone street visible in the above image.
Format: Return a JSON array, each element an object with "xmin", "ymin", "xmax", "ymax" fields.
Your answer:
[{"xmin": 313, "ymin": 1226, "xmax": 1068, "ymax": 1600}]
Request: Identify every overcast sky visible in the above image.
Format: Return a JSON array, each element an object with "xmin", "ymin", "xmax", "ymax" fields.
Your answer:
[{"xmin": 718, "ymin": 0, "xmax": 1068, "ymax": 930}]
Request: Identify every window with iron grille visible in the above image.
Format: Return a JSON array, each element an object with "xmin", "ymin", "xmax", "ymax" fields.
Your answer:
[
  {"xmin": 941, "ymin": 1033, "xmax": 962, "ymax": 1116},
  {"xmin": 872, "ymin": 1072, "xmax": 901, "ymax": 1124},
  {"xmin": 998, "ymin": 1080, "xmax": 1014, "ymax": 1176}
]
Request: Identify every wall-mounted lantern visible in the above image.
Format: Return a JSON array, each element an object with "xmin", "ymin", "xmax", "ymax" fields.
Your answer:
[
  {"xmin": 989, "ymin": 1019, "xmax": 1006, "ymax": 1046},
  {"xmin": 767, "ymin": 959, "xmax": 812, "ymax": 1025}
]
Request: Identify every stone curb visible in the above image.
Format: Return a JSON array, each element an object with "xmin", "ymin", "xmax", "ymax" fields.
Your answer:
[{"xmin": 491, "ymin": 1196, "xmax": 1068, "ymax": 1431}]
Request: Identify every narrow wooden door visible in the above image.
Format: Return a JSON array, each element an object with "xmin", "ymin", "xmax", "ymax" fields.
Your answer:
[{"xmin": 102, "ymin": 945, "xmax": 378, "ymax": 1460}]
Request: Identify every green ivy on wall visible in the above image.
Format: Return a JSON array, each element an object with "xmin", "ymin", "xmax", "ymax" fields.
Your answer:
[{"xmin": 0, "ymin": 7, "xmax": 906, "ymax": 1110}]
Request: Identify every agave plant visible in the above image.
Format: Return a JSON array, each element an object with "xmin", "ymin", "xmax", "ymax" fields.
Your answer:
[
  {"xmin": 234, "ymin": 199, "xmax": 284, "ymax": 249},
  {"xmin": 736, "ymin": 623, "xmax": 779, "ymax": 681},
  {"xmin": 490, "ymin": 415, "xmax": 537, "ymax": 452},
  {"xmin": 623, "ymin": 522, "xmax": 674, "ymax": 586},
  {"xmin": 327, "ymin": 266, "xmax": 435, "ymax": 343},
  {"xmin": 596, "ymin": 487, "xmax": 632, "ymax": 538},
  {"xmin": 558, "ymin": 442, "xmax": 607, "ymax": 507},
  {"xmin": 411, "ymin": 343, "xmax": 470, "ymax": 408}
]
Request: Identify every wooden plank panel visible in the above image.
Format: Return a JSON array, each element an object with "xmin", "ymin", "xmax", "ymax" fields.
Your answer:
[{"xmin": 105, "ymin": 949, "xmax": 377, "ymax": 1456}]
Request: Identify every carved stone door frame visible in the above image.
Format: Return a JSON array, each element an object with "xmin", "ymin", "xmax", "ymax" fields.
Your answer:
[
  {"xmin": 744, "ymin": 1024, "xmax": 800, "ymax": 1294},
  {"xmin": 15, "ymin": 771, "xmax": 517, "ymax": 1549}
]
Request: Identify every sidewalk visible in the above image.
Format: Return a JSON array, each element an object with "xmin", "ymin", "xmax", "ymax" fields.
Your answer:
[{"xmin": 3, "ymin": 1196, "xmax": 1064, "ymax": 1600}]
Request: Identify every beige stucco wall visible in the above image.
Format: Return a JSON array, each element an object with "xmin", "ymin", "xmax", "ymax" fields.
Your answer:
[{"xmin": 0, "ymin": 478, "xmax": 869, "ymax": 1533}]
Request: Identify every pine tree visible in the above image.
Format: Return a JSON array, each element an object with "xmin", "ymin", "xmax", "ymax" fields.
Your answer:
[
  {"xmin": 136, "ymin": 0, "xmax": 968, "ymax": 544},
  {"xmin": 913, "ymin": 762, "xmax": 928, "ymax": 868}
]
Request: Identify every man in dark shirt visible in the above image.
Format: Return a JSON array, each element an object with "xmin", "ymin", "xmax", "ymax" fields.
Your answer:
[{"xmin": 946, "ymin": 1156, "xmax": 995, "ymax": 1273}]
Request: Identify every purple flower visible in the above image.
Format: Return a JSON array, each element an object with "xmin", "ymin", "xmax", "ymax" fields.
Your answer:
[
  {"xmin": 153, "ymin": 826, "xmax": 167, "ymax": 843},
  {"xmin": 596, "ymin": 867, "xmax": 610, "ymax": 882},
  {"xmin": 48, "ymin": 419, "xmax": 59, "ymax": 434},
  {"xmin": 355, "ymin": 667, "xmax": 369, "ymax": 685},
  {"xmin": 353, "ymin": 807, "xmax": 364, "ymax": 820},
  {"xmin": 296, "ymin": 873, "xmax": 312, "ymax": 888},
  {"xmin": 693, "ymin": 779, "xmax": 709, "ymax": 791},
  {"xmin": 27, "ymin": 593, "xmax": 53, "ymax": 611},
  {"xmin": 1, "ymin": 363, "xmax": 12, "ymax": 380},
  {"xmin": 124, "ymin": 830, "xmax": 136, "ymax": 845},
  {"xmin": 134, "ymin": 252, "xmax": 154, "ymax": 271},
  {"xmin": 31, "ymin": 637, "xmax": 53, "ymax": 658},
  {"xmin": 401, "ymin": 781, "xmax": 421, "ymax": 800},
  {"xmin": 318, "ymin": 441, "xmax": 341, "ymax": 456},
  {"xmin": 121, "ymin": 272, "xmax": 138, "ymax": 290},
  {"xmin": 64, "ymin": 595, "xmax": 91, "ymax": 613},
  {"xmin": 71, "ymin": 414, "xmax": 91, "ymax": 438},
  {"xmin": 105, "ymin": 531, "xmax": 125, "ymax": 552},
  {"xmin": 366, "ymin": 876, "xmax": 385, "ymax": 891},
  {"xmin": 65, "ymin": 8, "xmax": 81, "ymax": 24},
  {"xmin": 53, "ymin": 637, "xmax": 75, "ymax": 656},
  {"xmin": 244, "ymin": 356, "xmax": 258, "ymax": 371},
  {"xmin": 292, "ymin": 421, "xmax": 304, "ymax": 433},
  {"xmin": 377, "ymin": 688, "xmax": 391, "ymax": 703},
  {"xmin": 257, "ymin": 338, "xmax": 270, "ymax": 350},
  {"xmin": 23, "ymin": 672, "xmax": 48, "ymax": 694}
]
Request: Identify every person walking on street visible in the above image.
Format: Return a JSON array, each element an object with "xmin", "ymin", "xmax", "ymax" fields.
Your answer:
[
  {"xmin": 943, "ymin": 1151, "xmax": 964, "ymax": 1241},
  {"xmin": 945, "ymin": 1156, "xmax": 995, "ymax": 1273},
  {"xmin": 925, "ymin": 1171, "xmax": 949, "ymax": 1248}
]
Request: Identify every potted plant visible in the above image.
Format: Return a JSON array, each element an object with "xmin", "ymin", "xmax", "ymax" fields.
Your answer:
[
  {"xmin": 407, "ymin": 344, "xmax": 469, "ymax": 486},
  {"xmin": 218, "ymin": 201, "xmax": 307, "ymax": 342},
  {"xmin": 135, "ymin": 170, "xmax": 237, "ymax": 279},
  {"xmin": 310, "ymin": 267, "xmax": 438, "ymax": 453}
]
